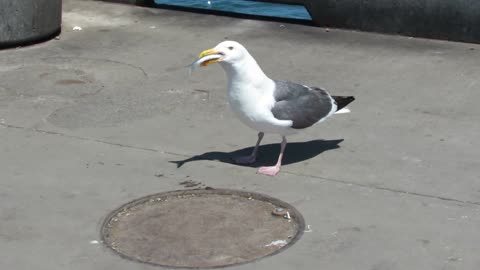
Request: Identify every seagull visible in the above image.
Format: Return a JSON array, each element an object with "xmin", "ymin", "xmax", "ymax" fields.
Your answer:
[{"xmin": 193, "ymin": 41, "xmax": 354, "ymax": 176}]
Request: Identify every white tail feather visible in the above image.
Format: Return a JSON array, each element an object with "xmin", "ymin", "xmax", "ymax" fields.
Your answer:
[{"xmin": 335, "ymin": 107, "xmax": 351, "ymax": 114}]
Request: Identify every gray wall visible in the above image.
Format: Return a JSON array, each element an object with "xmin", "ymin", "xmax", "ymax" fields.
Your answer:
[
  {"xmin": 0, "ymin": 0, "xmax": 62, "ymax": 48},
  {"xmin": 253, "ymin": 0, "xmax": 480, "ymax": 43}
]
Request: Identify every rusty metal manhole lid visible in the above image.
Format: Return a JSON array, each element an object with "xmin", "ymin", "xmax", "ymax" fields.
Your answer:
[{"xmin": 101, "ymin": 189, "xmax": 304, "ymax": 268}]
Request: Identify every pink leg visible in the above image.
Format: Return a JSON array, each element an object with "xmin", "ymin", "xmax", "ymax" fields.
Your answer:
[
  {"xmin": 257, "ymin": 136, "xmax": 287, "ymax": 176},
  {"xmin": 234, "ymin": 132, "xmax": 264, "ymax": 164}
]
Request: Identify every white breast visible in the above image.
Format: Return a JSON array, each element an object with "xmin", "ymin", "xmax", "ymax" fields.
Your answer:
[
  {"xmin": 227, "ymin": 79, "xmax": 295, "ymax": 134},
  {"xmin": 219, "ymin": 50, "xmax": 295, "ymax": 135}
]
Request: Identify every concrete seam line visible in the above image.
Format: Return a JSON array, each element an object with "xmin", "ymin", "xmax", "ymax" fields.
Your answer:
[{"xmin": 2, "ymin": 122, "xmax": 478, "ymax": 206}]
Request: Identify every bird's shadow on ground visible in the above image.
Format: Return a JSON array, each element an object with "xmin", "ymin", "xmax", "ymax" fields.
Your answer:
[{"xmin": 170, "ymin": 139, "xmax": 344, "ymax": 168}]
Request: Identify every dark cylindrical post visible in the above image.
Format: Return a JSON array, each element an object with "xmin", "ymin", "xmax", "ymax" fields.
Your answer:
[{"xmin": 0, "ymin": 0, "xmax": 62, "ymax": 49}]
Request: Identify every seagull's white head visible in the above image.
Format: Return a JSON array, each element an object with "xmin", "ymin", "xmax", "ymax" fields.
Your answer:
[
  {"xmin": 196, "ymin": 40, "xmax": 270, "ymax": 83},
  {"xmin": 197, "ymin": 40, "xmax": 249, "ymax": 66}
]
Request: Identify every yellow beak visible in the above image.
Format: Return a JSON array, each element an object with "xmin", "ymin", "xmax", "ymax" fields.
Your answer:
[{"xmin": 198, "ymin": 48, "xmax": 222, "ymax": 66}]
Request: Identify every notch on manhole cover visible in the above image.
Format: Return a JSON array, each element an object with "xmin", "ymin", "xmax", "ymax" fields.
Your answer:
[{"xmin": 101, "ymin": 189, "xmax": 304, "ymax": 268}]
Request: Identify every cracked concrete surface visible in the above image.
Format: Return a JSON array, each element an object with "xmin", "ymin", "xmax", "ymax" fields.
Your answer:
[{"xmin": 1, "ymin": 0, "xmax": 480, "ymax": 269}]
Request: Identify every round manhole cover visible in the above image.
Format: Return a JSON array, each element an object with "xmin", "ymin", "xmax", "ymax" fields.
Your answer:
[{"xmin": 101, "ymin": 189, "xmax": 304, "ymax": 268}]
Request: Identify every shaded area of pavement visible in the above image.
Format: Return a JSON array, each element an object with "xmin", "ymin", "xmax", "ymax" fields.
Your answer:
[{"xmin": 170, "ymin": 139, "xmax": 344, "ymax": 168}]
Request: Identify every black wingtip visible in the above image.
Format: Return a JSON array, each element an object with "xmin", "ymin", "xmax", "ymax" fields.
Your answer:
[{"xmin": 332, "ymin": 96, "xmax": 355, "ymax": 111}]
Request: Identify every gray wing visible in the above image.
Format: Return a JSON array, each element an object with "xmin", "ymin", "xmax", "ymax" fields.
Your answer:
[{"xmin": 271, "ymin": 80, "xmax": 333, "ymax": 129}]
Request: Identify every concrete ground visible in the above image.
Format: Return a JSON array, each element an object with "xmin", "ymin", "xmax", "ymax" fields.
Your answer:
[{"xmin": 1, "ymin": 0, "xmax": 480, "ymax": 269}]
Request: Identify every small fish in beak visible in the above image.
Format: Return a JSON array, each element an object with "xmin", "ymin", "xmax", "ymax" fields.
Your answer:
[{"xmin": 188, "ymin": 48, "xmax": 224, "ymax": 74}]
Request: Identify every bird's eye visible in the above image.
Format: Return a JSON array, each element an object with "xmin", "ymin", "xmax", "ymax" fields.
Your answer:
[{"xmin": 227, "ymin": 46, "xmax": 234, "ymax": 50}]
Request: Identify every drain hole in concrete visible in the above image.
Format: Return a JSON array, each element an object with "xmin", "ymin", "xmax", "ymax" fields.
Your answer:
[{"xmin": 101, "ymin": 189, "xmax": 304, "ymax": 268}]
